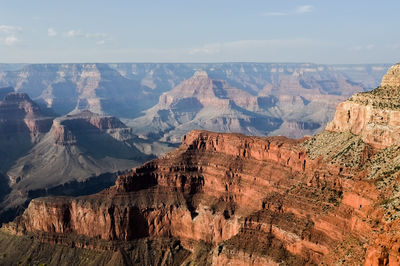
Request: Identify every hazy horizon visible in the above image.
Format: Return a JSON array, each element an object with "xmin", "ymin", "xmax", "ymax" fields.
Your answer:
[{"xmin": 0, "ymin": 62, "xmax": 394, "ymax": 65}]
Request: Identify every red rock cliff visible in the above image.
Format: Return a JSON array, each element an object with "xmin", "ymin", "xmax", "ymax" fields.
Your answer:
[
  {"xmin": 6, "ymin": 129, "xmax": 390, "ymax": 265},
  {"xmin": 5, "ymin": 64, "xmax": 400, "ymax": 265}
]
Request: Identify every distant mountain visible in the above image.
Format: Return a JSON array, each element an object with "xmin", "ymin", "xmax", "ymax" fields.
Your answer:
[
  {"xmin": 129, "ymin": 71, "xmax": 281, "ymax": 142},
  {"xmin": 0, "ymin": 63, "xmax": 390, "ymax": 120},
  {"xmin": 0, "ymin": 64, "xmax": 158, "ymax": 117},
  {"xmin": 0, "ymin": 64, "xmax": 25, "ymax": 72},
  {"xmin": 7, "ymin": 110, "xmax": 152, "ymax": 192},
  {"xmin": 0, "ymin": 91, "xmax": 172, "ymax": 223},
  {"xmin": 129, "ymin": 67, "xmax": 369, "ymax": 142},
  {"xmin": 0, "ymin": 63, "xmax": 391, "ymax": 222},
  {"xmin": 0, "ymin": 88, "xmax": 55, "ymax": 172}
]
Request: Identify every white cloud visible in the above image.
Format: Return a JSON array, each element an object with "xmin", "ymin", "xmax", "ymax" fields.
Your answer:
[
  {"xmin": 0, "ymin": 25, "xmax": 22, "ymax": 46},
  {"xmin": 296, "ymin": 5, "xmax": 313, "ymax": 14},
  {"xmin": 64, "ymin": 29, "xmax": 112, "ymax": 46},
  {"xmin": 65, "ymin": 29, "xmax": 111, "ymax": 45},
  {"xmin": 4, "ymin": 36, "xmax": 20, "ymax": 46},
  {"xmin": 86, "ymin": 33, "xmax": 108, "ymax": 39},
  {"xmin": 48, "ymin": 28, "xmax": 57, "ymax": 37},
  {"xmin": 66, "ymin": 29, "xmax": 84, "ymax": 38},
  {"xmin": 66, "ymin": 29, "xmax": 108, "ymax": 39},
  {"xmin": 263, "ymin": 5, "xmax": 314, "ymax": 16},
  {"xmin": 0, "ymin": 25, "xmax": 22, "ymax": 34}
]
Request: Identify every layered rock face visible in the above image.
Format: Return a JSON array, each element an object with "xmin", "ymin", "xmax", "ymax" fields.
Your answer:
[
  {"xmin": 0, "ymin": 64, "xmax": 157, "ymax": 117},
  {"xmin": 327, "ymin": 63, "xmax": 400, "ymax": 149},
  {"xmin": 0, "ymin": 89, "xmax": 55, "ymax": 173},
  {"xmin": 0, "ymin": 63, "xmax": 389, "ymax": 140},
  {"xmin": 130, "ymin": 67, "xmax": 365, "ymax": 142},
  {"xmin": 7, "ymin": 110, "xmax": 151, "ymax": 187},
  {"xmin": 5, "ymin": 128, "xmax": 395, "ymax": 265},
  {"xmin": 0, "ymin": 109, "xmax": 172, "ymax": 225},
  {"xmin": 0, "ymin": 87, "xmax": 174, "ymax": 225},
  {"xmin": 0, "ymin": 91, "xmax": 54, "ymax": 137},
  {"xmin": 3, "ymin": 64, "xmax": 400, "ymax": 265},
  {"xmin": 130, "ymin": 71, "xmax": 282, "ymax": 142}
]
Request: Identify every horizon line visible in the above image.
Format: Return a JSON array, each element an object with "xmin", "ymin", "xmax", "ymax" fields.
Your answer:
[{"xmin": 0, "ymin": 61, "xmax": 394, "ymax": 65}]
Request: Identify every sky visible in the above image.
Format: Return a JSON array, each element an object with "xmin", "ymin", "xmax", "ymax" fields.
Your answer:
[{"xmin": 0, "ymin": 0, "xmax": 399, "ymax": 64}]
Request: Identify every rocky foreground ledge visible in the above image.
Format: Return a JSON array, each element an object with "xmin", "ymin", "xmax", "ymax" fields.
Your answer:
[{"xmin": 3, "ymin": 64, "xmax": 400, "ymax": 265}]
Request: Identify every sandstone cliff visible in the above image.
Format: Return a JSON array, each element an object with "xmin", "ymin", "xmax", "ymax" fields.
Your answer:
[
  {"xmin": 2, "ymin": 64, "xmax": 400, "ymax": 265},
  {"xmin": 2, "ymin": 128, "xmax": 392, "ymax": 265},
  {"xmin": 327, "ymin": 63, "xmax": 400, "ymax": 149}
]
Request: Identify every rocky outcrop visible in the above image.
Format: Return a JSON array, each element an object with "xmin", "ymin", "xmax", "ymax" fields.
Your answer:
[
  {"xmin": 2, "ymin": 63, "xmax": 399, "ymax": 265},
  {"xmin": 6, "ymin": 110, "xmax": 154, "ymax": 191},
  {"xmin": 5, "ymin": 128, "xmax": 387, "ymax": 265},
  {"xmin": 380, "ymin": 63, "xmax": 400, "ymax": 87},
  {"xmin": 327, "ymin": 63, "xmax": 400, "ymax": 149},
  {"xmin": 0, "ymin": 90, "xmax": 55, "ymax": 174},
  {"xmin": 0, "ymin": 89, "xmax": 177, "ymax": 227},
  {"xmin": 0, "ymin": 91, "xmax": 54, "ymax": 137},
  {"xmin": 50, "ymin": 110, "xmax": 131, "ymax": 145},
  {"xmin": 0, "ymin": 110, "xmax": 169, "ymax": 225}
]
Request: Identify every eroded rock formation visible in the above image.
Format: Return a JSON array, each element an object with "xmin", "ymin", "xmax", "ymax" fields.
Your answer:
[
  {"xmin": 0, "ymin": 108, "xmax": 169, "ymax": 225},
  {"xmin": 327, "ymin": 63, "xmax": 400, "ymax": 149},
  {"xmin": 0, "ymin": 89, "xmax": 55, "ymax": 174},
  {"xmin": 2, "ymin": 64, "xmax": 400, "ymax": 265},
  {"xmin": 1, "ymin": 127, "xmax": 394, "ymax": 265},
  {"xmin": 130, "ymin": 67, "xmax": 367, "ymax": 142}
]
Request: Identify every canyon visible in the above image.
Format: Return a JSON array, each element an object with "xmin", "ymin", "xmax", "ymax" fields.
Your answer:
[
  {"xmin": 130, "ymin": 69, "xmax": 359, "ymax": 142},
  {"xmin": 0, "ymin": 62, "xmax": 389, "ymax": 224},
  {"xmin": 0, "ymin": 90, "xmax": 171, "ymax": 224},
  {"xmin": 0, "ymin": 63, "xmax": 389, "ymax": 139},
  {"xmin": 1, "ymin": 63, "xmax": 400, "ymax": 265}
]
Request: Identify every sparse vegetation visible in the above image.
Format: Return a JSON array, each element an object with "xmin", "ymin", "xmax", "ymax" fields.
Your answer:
[
  {"xmin": 350, "ymin": 86, "xmax": 400, "ymax": 110},
  {"xmin": 301, "ymin": 131, "xmax": 367, "ymax": 168},
  {"xmin": 302, "ymin": 124, "xmax": 400, "ymax": 220}
]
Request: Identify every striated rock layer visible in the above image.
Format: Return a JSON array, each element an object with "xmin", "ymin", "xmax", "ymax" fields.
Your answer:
[
  {"xmin": 0, "ymin": 108, "xmax": 172, "ymax": 226},
  {"xmin": 327, "ymin": 63, "xmax": 400, "ymax": 149},
  {"xmin": 3, "ymin": 64, "xmax": 400, "ymax": 265},
  {"xmin": 0, "ymin": 89, "xmax": 55, "ymax": 174},
  {"xmin": 130, "ymin": 68, "xmax": 365, "ymax": 142},
  {"xmin": 3, "ymin": 128, "xmax": 396, "ymax": 265}
]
